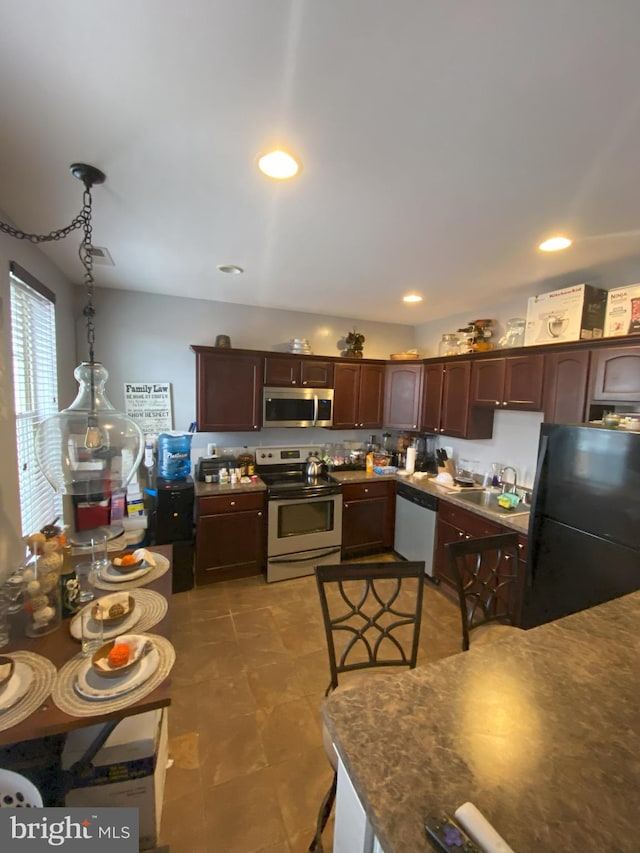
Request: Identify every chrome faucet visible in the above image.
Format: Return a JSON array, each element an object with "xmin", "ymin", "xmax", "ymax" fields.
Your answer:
[{"xmin": 500, "ymin": 466, "xmax": 518, "ymax": 494}]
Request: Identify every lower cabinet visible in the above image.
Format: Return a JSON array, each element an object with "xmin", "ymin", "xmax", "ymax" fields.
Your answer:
[
  {"xmin": 195, "ymin": 492, "xmax": 265, "ymax": 584},
  {"xmin": 341, "ymin": 480, "xmax": 396, "ymax": 557},
  {"xmin": 434, "ymin": 500, "xmax": 527, "ymax": 623}
]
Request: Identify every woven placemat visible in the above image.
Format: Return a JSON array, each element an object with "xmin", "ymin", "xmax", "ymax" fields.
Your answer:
[
  {"xmin": 68, "ymin": 589, "xmax": 168, "ymax": 641},
  {"xmin": 51, "ymin": 634, "xmax": 175, "ymax": 717},
  {"xmin": 0, "ymin": 651, "xmax": 57, "ymax": 733},
  {"xmin": 92, "ymin": 552, "xmax": 170, "ymax": 591}
]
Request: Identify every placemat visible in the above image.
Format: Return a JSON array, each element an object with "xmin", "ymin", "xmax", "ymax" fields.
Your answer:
[
  {"xmin": 0, "ymin": 651, "xmax": 57, "ymax": 733},
  {"xmin": 51, "ymin": 634, "xmax": 175, "ymax": 717},
  {"xmin": 92, "ymin": 552, "xmax": 170, "ymax": 591},
  {"xmin": 69, "ymin": 589, "xmax": 168, "ymax": 641}
]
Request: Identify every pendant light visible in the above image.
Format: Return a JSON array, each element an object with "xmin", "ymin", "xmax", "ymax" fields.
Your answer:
[{"xmin": 1, "ymin": 164, "xmax": 143, "ymax": 503}]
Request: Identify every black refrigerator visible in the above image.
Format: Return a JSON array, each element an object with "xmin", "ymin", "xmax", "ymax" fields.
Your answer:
[{"xmin": 523, "ymin": 422, "xmax": 640, "ymax": 628}]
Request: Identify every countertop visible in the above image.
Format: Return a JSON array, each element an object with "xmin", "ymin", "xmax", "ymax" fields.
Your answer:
[
  {"xmin": 194, "ymin": 470, "xmax": 529, "ymax": 533},
  {"xmin": 323, "ymin": 590, "xmax": 640, "ymax": 853}
]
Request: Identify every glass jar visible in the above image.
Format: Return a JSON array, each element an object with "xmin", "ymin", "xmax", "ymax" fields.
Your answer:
[
  {"xmin": 498, "ymin": 318, "xmax": 526, "ymax": 348},
  {"xmin": 23, "ymin": 548, "xmax": 62, "ymax": 638},
  {"xmin": 438, "ymin": 333, "xmax": 461, "ymax": 357}
]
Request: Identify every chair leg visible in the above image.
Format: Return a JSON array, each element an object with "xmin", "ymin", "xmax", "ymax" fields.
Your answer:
[{"xmin": 309, "ymin": 770, "xmax": 337, "ymax": 853}]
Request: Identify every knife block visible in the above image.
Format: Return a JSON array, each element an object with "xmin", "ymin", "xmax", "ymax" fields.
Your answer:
[{"xmin": 438, "ymin": 459, "xmax": 456, "ymax": 478}]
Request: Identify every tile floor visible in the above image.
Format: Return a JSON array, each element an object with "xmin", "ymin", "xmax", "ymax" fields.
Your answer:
[{"xmin": 158, "ymin": 558, "xmax": 462, "ymax": 853}]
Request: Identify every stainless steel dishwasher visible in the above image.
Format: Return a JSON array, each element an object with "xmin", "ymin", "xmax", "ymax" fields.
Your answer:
[{"xmin": 394, "ymin": 481, "xmax": 439, "ymax": 578}]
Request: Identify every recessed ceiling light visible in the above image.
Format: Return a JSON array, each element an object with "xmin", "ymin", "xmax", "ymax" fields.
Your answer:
[
  {"xmin": 257, "ymin": 150, "xmax": 301, "ymax": 180},
  {"xmin": 539, "ymin": 236, "xmax": 573, "ymax": 252},
  {"xmin": 217, "ymin": 264, "xmax": 244, "ymax": 275},
  {"xmin": 403, "ymin": 294, "xmax": 423, "ymax": 304}
]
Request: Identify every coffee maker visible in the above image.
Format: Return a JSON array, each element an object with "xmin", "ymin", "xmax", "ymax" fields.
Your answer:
[{"xmin": 414, "ymin": 434, "xmax": 437, "ymax": 473}]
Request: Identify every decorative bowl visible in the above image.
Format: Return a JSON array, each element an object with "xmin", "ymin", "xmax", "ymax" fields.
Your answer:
[
  {"xmin": 91, "ymin": 635, "xmax": 148, "ymax": 679},
  {"xmin": 91, "ymin": 594, "xmax": 135, "ymax": 624},
  {"xmin": 110, "ymin": 555, "xmax": 145, "ymax": 574}
]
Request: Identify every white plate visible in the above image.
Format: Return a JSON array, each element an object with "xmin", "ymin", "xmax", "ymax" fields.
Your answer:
[
  {"xmin": 0, "ymin": 661, "xmax": 34, "ymax": 712},
  {"xmin": 70, "ymin": 600, "xmax": 141, "ymax": 641},
  {"xmin": 99, "ymin": 562, "xmax": 150, "ymax": 583},
  {"xmin": 74, "ymin": 647, "xmax": 159, "ymax": 701}
]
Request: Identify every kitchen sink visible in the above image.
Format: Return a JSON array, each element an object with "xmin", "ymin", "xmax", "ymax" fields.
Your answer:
[{"xmin": 455, "ymin": 489, "xmax": 531, "ymax": 516}]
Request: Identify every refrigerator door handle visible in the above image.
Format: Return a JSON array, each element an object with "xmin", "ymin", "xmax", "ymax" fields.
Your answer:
[{"xmin": 527, "ymin": 432, "xmax": 549, "ymax": 581}]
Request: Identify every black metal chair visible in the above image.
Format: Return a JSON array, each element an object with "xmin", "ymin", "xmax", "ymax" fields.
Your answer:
[
  {"xmin": 445, "ymin": 532, "xmax": 524, "ymax": 652},
  {"xmin": 310, "ymin": 560, "xmax": 425, "ymax": 852}
]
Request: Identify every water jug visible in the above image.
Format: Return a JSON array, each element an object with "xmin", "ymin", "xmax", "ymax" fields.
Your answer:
[{"xmin": 158, "ymin": 432, "xmax": 193, "ymax": 480}]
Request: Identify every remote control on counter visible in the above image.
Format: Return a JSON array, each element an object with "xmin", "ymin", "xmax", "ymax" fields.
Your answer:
[{"xmin": 424, "ymin": 814, "xmax": 481, "ymax": 853}]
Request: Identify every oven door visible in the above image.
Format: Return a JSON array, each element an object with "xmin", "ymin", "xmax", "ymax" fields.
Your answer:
[
  {"xmin": 267, "ymin": 544, "xmax": 343, "ymax": 583},
  {"xmin": 268, "ymin": 493, "xmax": 343, "ymax": 558}
]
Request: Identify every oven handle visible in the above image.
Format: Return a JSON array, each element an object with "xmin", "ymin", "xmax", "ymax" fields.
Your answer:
[
  {"xmin": 313, "ymin": 394, "xmax": 318, "ymax": 426},
  {"xmin": 269, "ymin": 547, "xmax": 341, "ymax": 565}
]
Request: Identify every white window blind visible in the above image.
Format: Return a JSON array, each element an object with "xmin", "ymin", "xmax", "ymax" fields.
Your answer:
[{"xmin": 9, "ymin": 263, "xmax": 63, "ymax": 536}]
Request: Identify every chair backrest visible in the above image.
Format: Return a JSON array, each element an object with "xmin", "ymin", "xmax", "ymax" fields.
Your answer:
[
  {"xmin": 446, "ymin": 532, "xmax": 522, "ymax": 651},
  {"xmin": 315, "ymin": 561, "xmax": 425, "ymax": 693}
]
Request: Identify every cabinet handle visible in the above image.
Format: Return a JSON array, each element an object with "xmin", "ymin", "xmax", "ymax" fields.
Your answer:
[
  {"xmin": 258, "ymin": 511, "xmax": 262, "ymax": 517},
  {"xmin": 465, "ymin": 534, "xmax": 471, "ymax": 540},
  {"xmin": 292, "ymin": 380, "xmax": 297, "ymax": 385},
  {"xmin": 495, "ymin": 400, "xmax": 500, "ymax": 406},
  {"xmin": 302, "ymin": 381, "xmax": 307, "ymax": 385},
  {"xmin": 364, "ymin": 488, "xmax": 368, "ymax": 493},
  {"xmin": 230, "ymin": 501, "xmax": 236, "ymax": 507},
  {"xmin": 458, "ymin": 531, "xmax": 465, "ymax": 538},
  {"xmin": 502, "ymin": 401, "xmax": 508, "ymax": 407},
  {"xmin": 440, "ymin": 428, "xmax": 444, "ymax": 433},
  {"xmin": 518, "ymin": 543, "xmax": 524, "ymax": 550}
]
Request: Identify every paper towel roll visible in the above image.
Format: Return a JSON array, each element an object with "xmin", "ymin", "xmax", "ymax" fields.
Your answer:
[
  {"xmin": 454, "ymin": 802, "xmax": 516, "ymax": 853},
  {"xmin": 405, "ymin": 446, "xmax": 416, "ymax": 474}
]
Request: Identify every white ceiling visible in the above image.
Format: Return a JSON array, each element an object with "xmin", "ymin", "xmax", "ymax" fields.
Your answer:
[{"xmin": 1, "ymin": 0, "xmax": 640, "ymax": 325}]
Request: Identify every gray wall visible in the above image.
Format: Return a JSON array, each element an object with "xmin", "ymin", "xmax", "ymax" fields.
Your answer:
[{"xmin": 0, "ymin": 216, "xmax": 78, "ymax": 572}]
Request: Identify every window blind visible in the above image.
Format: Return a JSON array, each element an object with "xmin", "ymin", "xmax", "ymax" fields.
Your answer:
[{"xmin": 9, "ymin": 265, "xmax": 63, "ymax": 536}]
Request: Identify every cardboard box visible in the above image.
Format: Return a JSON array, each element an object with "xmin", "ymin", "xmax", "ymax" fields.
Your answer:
[
  {"xmin": 604, "ymin": 283, "xmax": 640, "ymax": 337},
  {"xmin": 62, "ymin": 709, "xmax": 168, "ymax": 851},
  {"xmin": 524, "ymin": 283, "xmax": 607, "ymax": 346}
]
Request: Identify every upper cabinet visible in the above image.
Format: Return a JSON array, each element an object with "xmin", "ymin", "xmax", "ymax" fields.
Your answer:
[
  {"xmin": 470, "ymin": 354, "xmax": 544, "ymax": 411},
  {"xmin": 421, "ymin": 360, "xmax": 494, "ymax": 439},
  {"xmin": 264, "ymin": 355, "xmax": 334, "ymax": 388},
  {"xmin": 383, "ymin": 363, "xmax": 423, "ymax": 430},
  {"xmin": 589, "ymin": 345, "xmax": 640, "ymax": 402},
  {"xmin": 333, "ymin": 362, "xmax": 385, "ymax": 429},
  {"xmin": 543, "ymin": 349, "xmax": 590, "ymax": 423},
  {"xmin": 192, "ymin": 347, "xmax": 262, "ymax": 432}
]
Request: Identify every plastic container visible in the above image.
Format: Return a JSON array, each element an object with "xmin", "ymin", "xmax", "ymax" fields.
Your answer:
[{"xmin": 157, "ymin": 432, "xmax": 193, "ymax": 480}]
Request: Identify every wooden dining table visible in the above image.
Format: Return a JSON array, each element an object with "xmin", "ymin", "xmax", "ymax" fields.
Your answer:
[{"xmin": 0, "ymin": 544, "xmax": 173, "ymax": 749}]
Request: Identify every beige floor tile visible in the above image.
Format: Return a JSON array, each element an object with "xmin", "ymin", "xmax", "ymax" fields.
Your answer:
[
  {"xmin": 256, "ymin": 697, "xmax": 323, "ymax": 765},
  {"xmin": 270, "ymin": 746, "xmax": 335, "ymax": 840},
  {"xmin": 203, "ymin": 766, "xmax": 288, "ymax": 853},
  {"xmin": 246, "ymin": 660, "xmax": 307, "ymax": 709},
  {"xmin": 199, "ymin": 712, "xmax": 268, "ymax": 786}
]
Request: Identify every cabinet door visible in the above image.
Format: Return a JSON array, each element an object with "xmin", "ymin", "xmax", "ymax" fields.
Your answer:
[
  {"xmin": 264, "ymin": 355, "xmax": 300, "ymax": 386},
  {"xmin": 383, "ymin": 363, "xmax": 423, "ymax": 430},
  {"xmin": 195, "ymin": 351, "xmax": 262, "ymax": 431},
  {"xmin": 195, "ymin": 508, "xmax": 264, "ymax": 584},
  {"xmin": 589, "ymin": 346, "xmax": 640, "ymax": 401},
  {"xmin": 420, "ymin": 362, "xmax": 444, "ymax": 432},
  {"xmin": 543, "ymin": 349, "xmax": 590, "ymax": 423},
  {"xmin": 333, "ymin": 363, "xmax": 361, "ymax": 428},
  {"xmin": 503, "ymin": 354, "xmax": 544, "ymax": 410},
  {"xmin": 300, "ymin": 360, "xmax": 334, "ymax": 387},
  {"xmin": 441, "ymin": 361, "xmax": 476, "ymax": 437},
  {"xmin": 357, "ymin": 363, "xmax": 385, "ymax": 428},
  {"xmin": 470, "ymin": 359, "xmax": 506, "ymax": 407},
  {"xmin": 342, "ymin": 496, "xmax": 388, "ymax": 555}
]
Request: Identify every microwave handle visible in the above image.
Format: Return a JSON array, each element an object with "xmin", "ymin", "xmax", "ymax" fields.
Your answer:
[{"xmin": 313, "ymin": 394, "xmax": 318, "ymax": 426}]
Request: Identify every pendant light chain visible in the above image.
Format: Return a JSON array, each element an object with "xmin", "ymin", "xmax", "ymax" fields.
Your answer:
[
  {"xmin": 80, "ymin": 184, "xmax": 96, "ymax": 365},
  {"xmin": 0, "ymin": 207, "xmax": 85, "ymax": 243}
]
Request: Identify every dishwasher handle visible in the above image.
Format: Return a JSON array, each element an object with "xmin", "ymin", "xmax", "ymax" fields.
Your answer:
[{"xmin": 396, "ymin": 481, "xmax": 439, "ymax": 511}]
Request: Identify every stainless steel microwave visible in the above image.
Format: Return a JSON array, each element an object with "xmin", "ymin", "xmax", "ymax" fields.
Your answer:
[{"xmin": 263, "ymin": 387, "xmax": 334, "ymax": 428}]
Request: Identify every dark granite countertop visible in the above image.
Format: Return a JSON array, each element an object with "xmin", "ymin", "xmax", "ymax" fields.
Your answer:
[
  {"xmin": 194, "ymin": 479, "xmax": 266, "ymax": 497},
  {"xmin": 323, "ymin": 590, "xmax": 640, "ymax": 853}
]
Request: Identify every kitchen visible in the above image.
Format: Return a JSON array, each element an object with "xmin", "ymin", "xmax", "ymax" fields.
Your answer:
[{"xmin": 1, "ymin": 2, "xmax": 640, "ymax": 851}]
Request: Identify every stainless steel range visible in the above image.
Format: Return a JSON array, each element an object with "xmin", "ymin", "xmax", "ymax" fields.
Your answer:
[{"xmin": 256, "ymin": 445, "xmax": 343, "ymax": 583}]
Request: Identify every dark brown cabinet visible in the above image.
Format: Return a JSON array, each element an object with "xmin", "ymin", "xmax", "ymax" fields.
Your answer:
[
  {"xmin": 421, "ymin": 360, "xmax": 493, "ymax": 439},
  {"xmin": 192, "ymin": 347, "xmax": 262, "ymax": 432},
  {"xmin": 589, "ymin": 345, "xmax": 640, "ymax": 402},
  {"xmin": 383, "ymin": 362, "xmax": 423, "ymax": 430},
  {"xmin": 434, "ymin": 501, "xmax": 527, "ymax": 623},
  {"xmin": 543, "ymin": 349, "xmax": 590, "ymax": 423},
  {"xmin": 195, "ymin": 492, "xmax": 265, "ymax": 584},
  {"xmin": 264, "ymin": 355, "xmax": 333, "ymax": 388},
  {"xmin": 470, "ymin": 354, "xmax": 544, "ymax": 411},
  {"xmin": 341, "ymin": 480, "xmax": 395, "ymax": 556},
  {"xmin": 332, "ymin": 362, "xmax": 385, "ymax": 429}
]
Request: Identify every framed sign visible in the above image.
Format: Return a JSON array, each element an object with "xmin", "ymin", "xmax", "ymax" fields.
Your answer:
[{"xmin": 124, "ymin": 382, "xmax": 173, "ymax": 434}]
